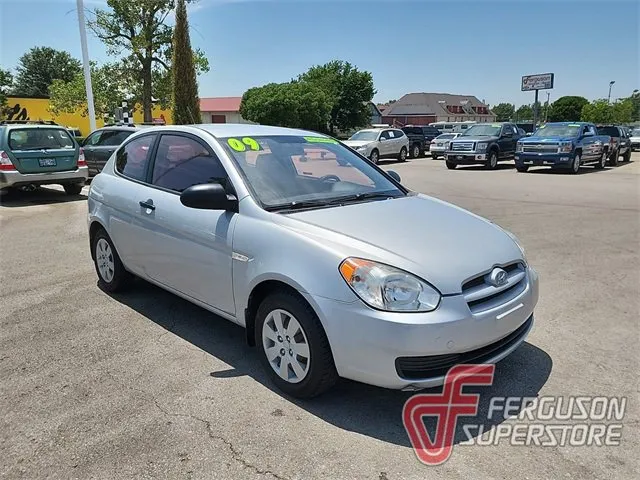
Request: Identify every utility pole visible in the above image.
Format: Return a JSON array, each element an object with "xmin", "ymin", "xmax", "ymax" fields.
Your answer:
[
  {"xmin": 545, "ymin": 92, "xmax": 550, "ymax": 122},
  {"xmin": 608, "ymin": 81, "xmax": 615, "ymax": 104},
  {"xmin": 533, "ymin": 89, "xmax": 539, "ymax": 128},
  {"xmin": 76, "ymin": 0, "xmax": 96, "ymax": 132}
]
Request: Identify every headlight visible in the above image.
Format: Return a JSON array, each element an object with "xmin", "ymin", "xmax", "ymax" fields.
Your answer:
[
  {"xmin": 356, "ymin": 145, "xmax": 368, "ymax": 151},
  {"xmin": 339, "ymin": 258, "xmax": 441, "ymax": 312},
  {"xmin": 558, "ymin": 141, "xmax": 573, "ymax": 153},
  {"xmin": 476, "ymin": 142, "xmax": 488, "ymax": 151},
  {"xmin": 516, "ymin": 142, "xmax": 523, "ymax": 152}
]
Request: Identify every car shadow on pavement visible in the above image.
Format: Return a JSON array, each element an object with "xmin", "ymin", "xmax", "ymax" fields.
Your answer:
[
  {"xmin": 0, "ymin": 187, "xmax": 87, "ymax": 207},
  {"xmin": 108, "ymin": 279, "xmax": 553, "ymax": 448},
  {"xmin": 455, "ymin": 164, "xmax": 515, "ymax": 171}
]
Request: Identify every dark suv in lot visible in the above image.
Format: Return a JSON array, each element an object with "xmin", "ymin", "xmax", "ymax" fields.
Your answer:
[
  {"xmin": 401, "ymin": 125, "xmax": 441, "ymax": 158},
  {"xmin": 596, "ymin": 125, "xmax": 632, "ymax": 165},
  {"xmin": 445, "ymin": 123, "xmax": 523, "ymax": 170},
  {"xmin": 82, "ymin": 125, "xmax": 138, "ymax": 176}
]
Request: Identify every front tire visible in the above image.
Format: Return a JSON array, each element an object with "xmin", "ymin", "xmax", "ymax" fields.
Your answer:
[
  {"xmin": 516, "ymin": 165, "xmax": 529, "ymax": 173},
  {"xmin": 446, "ymin": 161, "xmax": 457, "ymax": 170},
  {"xmin": 570, "ymin": 153, "xmax": 581, "ymax": 174},
  {"xmin": 486, "ymin": 150, "xmax": 498, "ymax": 170},
  {"xmin": 64, "ymin": 183, "xmax": 83, "ymax": 195},
  {"xmin": 608, "ymin": 149, "xmax": 618, "ymax": 167},
  {"xmin": 92, "ymin": 229, "xmax": 132, "ymax": 293},
  {"xmin": 398, "ymin": 147, "xmax": 407, "ymax": 162},
  {"xmin": 623, "ymin": 149, "xmax": 631, "ymax": 162},
  {"xmin": 369, "ymin": 149, "xmax": 379, "ymax": 164},
  {"xmin": 256, "ymin": 291, "xmax": 337, "ymax": 398},
  {"xmin": 595, "ymin": 150, "xmax": 607, "ymax": 169}
]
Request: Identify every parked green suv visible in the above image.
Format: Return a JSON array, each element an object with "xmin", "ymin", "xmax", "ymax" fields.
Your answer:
[{"xmin": 0, "ymin": 122, "xmax": 88, "ymax": 195}]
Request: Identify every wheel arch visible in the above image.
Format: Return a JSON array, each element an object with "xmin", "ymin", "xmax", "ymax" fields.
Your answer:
[{"xmin": 89, "ymin": 219, "xmax": 108, "ymax": 260}]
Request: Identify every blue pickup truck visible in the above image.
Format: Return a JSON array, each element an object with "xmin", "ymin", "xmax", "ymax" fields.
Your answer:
[{"xmin": 515, "ymin": 122, "xmax": 611, "ymax": 174}]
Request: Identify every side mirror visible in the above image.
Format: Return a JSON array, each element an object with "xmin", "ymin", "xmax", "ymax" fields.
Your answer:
[
  {"xmin": 379, "ymin": 137, "xmax": 386, "ymax": 142},
  {"xmin": 387, "ymin": 170, "xmax": 401, "ymax": 183},
  {"xmin": 180, "ymin": 183, "xmax": 237, "ymax": 211}
]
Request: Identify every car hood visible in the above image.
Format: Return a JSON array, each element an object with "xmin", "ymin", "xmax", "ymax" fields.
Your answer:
[
  {"xmin": 630, "ymin": 136, "xmax": 640, "ymax": 142},
  {"xmin": 278, "ymin": 194, "xmax": 523, "ymax": 294},
  {"xmin": 343, "ymin": 140, "xmax": 372, "ymax": 148},
  {"xmin": 520, "ymin": 136, "xmax": 574, "ymax": 143},
  {"xmin": 452, "ymin": 135, "xmax": 499, "ymax": 143}
]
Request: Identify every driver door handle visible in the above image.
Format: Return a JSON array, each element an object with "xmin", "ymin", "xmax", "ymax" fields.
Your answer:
[{"xmin": 139, "ymin": 199, "xmax": 155, "ymax": 211}]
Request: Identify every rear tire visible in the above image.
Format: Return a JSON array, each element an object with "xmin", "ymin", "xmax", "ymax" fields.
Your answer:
[
  {"xmin": 595, "ymin": 150, "xmax": 607, "ymax": 169},
  {"xmin": 92, "ymin": 229, "xmax": 133, "ymax": 293},
  {"xmin": 516, "ymin": 165, "xmax": 529, "ymax": 173},
  {"xmin": 63, "ymin": 183, "xmax": 83, "ymax": 195},
  {"xmin": 446, "ymin": 161, "xmax": 457, "ymax": 170},
  {"xmin": 255, "ymin": 291, "xmax": 338, "ymax": 398},
  {"xmin": 398, "ymin": 147, "xmax": 407, "ymax": 162},
  {"xmin": 623, "ymin": 149, "xmax": 631, "ymax": 162},
  {"xmin": 411, "ymin": 144, "xmax": 421, "ymax": 159}
]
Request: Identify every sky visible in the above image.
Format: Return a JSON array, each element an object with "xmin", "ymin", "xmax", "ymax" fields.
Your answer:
[{"xmin": 0, "ymin": 0, "xmax": 638, "ymax": 107}]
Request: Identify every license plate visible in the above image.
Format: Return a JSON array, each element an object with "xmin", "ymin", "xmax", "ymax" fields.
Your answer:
[{"xmin": 39, "ymin": 158, "xmax": 57, "ymax": 167}]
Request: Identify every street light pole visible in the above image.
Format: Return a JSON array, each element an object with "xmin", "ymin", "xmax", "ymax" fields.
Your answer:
[
  {"xmin": 76, "ymin": 0, "xmax": 96, "ymax": 132},
  {"xmin": 545, "ymin": 92, "xmax": 550, "ymax": 122},
  {"xmin": 608, "ymin": 81, "xmax": 615, "ymax": 104}
]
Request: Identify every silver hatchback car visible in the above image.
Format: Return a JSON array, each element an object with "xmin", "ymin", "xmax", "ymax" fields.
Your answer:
[{"xmin": 88, "ymin": 124, "xmax": 539, "ymax": 398}]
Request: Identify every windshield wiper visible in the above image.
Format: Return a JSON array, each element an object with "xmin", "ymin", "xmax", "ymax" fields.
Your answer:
[{"xmin": 265, "ymin": 192, "xmax": 398, "ymax": 212}]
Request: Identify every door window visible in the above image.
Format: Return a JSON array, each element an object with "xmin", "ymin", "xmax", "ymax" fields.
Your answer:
[
  {"xmin": 98, "ymin": 130, "xmax": 133, "ymax": 147},
  {"xmin": 380, "ymin": 130, "xmax": 391, "ymax": 140},
  {"xmin": 151, "ymin": 134, "xmax": 230, "ymax": 192},
  {"xmin": 115, "ymin": 134, "xmax": 155, "ymax": 181},
  {"xmin": 84, "ymin": 131, "xmax": 103, "ymax": 146}
]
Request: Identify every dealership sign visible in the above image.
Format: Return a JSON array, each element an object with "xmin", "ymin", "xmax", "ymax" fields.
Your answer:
[{"xmin": 521, "ymin": 73, "xmax": 554, "ymax": 91}]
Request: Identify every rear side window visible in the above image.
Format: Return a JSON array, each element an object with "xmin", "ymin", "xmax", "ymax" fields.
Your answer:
[
  {"xmin": 393, "ymin": 129, "xmax": 404, "ymax": 137},
  {"xmin": 115, "ymin": 135, "xmax": 155, "ymax": 181},
  {"xmin": 151, "ymin": 134, "xmax": 229, "ymax": 192},
  {"xmin": 402, "ymin": 127, "xmax": 420, "ymax": 135},
  {"xmin": 596, "ymin": 126, "xmax": 619, "ymax": 137},
  {"xmin": 8, "ymin": 128, "xmax": 74, "ymax": 151}
]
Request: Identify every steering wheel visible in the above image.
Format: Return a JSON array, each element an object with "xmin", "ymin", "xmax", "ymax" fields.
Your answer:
[{"xmin": 320, "ymin": 175, "xmax": 341, "ymax": 183}]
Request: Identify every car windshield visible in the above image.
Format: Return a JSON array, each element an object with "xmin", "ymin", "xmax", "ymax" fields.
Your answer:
[
  {"xmin": 220, "ymin": 135, "xmax": 404, "ymax": 210},
  {"xmin": 8, "ymin": 128, "xmax": 75, "ymax": 150},
  {"xmin": 462, "ymin": 125, "xmax": 501, "ymax": 136},
  {"xmin": 349, "ymin": 131, "xmax": 378, "ymax": 141},
  {"xmin": 532, "ymin": 124, "xmax": 581, "ymax": 138},
  {"xmin": 436, "ymin": 134, "xmax": 456, "ymax": 140}
]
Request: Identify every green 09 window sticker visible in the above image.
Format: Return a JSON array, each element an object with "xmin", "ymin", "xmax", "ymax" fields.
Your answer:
[{"xmin": 226, "ymin": 137, "xmax": 261, "ymax": 152}]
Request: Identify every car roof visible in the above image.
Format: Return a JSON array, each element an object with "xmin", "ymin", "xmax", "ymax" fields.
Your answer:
[{"xmin": 194, "ymin": 123, "xmax": 332, "ymax": 138}]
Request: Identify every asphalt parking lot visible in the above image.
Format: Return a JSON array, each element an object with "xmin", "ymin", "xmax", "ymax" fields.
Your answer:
[{"xmin": 1, "ymin": 155, "xmax": 638, "ymax": 479}]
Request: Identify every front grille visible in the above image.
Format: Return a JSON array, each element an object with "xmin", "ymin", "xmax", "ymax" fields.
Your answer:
[
  {"xmin": 523, "ymin": 143, "xmax": 559, "ymax": 153},
  {"xmin": 462, "ymin": 262, "xmax": 527, "ymax": 314},
  {"xmin": 395, "ymin": 316, "xmax": 533, "ymax": 380},
  {"xmin": 451, "ymin": 142, "xmax": 474, "ymax": 152}
]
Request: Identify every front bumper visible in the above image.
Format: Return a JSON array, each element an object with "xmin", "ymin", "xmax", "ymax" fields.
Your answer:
[
  {"xmin": 0, "ymin": 166, "xmax": 88, "ymax": 189},
  {"xmin": 446, "ymin": 153, "xmax": 487, "ymax": 164},
  {"xmin": 515, "ymin": 153, "xmax": 571, "ymax": 166},
  {"xmin": 307, "ymin": 267, "xmax": 539, "ymax": 390}
]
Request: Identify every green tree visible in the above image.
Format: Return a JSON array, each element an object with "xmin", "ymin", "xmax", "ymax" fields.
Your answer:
[
  {"xmin": 49, "ymin": 62, "xmax": 131, "ymax": 119},
  {"xmin": 515, "ymin": 104, "xmax": 533, "ymax": 121},
  {"xmin": 581, "ymin": 99, "xmax": 614, "ymax": 124},
  {"xmin": 89, "ymin": 0, "xmax": 209, "ymax": 122},
  {"xmin": 492, "ymin": 103, "xmax": 515, "ymax": 121},
  {"xmin": 12, "ymin": 47, "xmax": 81, "ymax": 97},
  {"xmin": 630, "ymin": 91, "xmax": 640, "ymax": 121},
  {"xmin": 240, "ymin": 82, "xmax": 331, "ymax": 132},
  {"xmin": 548, "ymin": 96, "xmax": 589, "ymax": 122},
  {"xmin": 171, "ymin": 0, "xmax": 200, "ymax": 124},
  {"xmin": 611, "ymin": 98, "xmax": 634, "ymax": 124},
  {"xmin": 0, "ymin": 68, "xmax": 13, "ymax": 117},
  {"xmin": 298, "ymin": 60, "xmax": 375, "ymax": 134}
]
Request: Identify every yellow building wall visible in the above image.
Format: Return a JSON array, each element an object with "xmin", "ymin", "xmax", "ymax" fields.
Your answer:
[{"xmin": 4, "ymin": 97, "xmax": 173, "ymax": 136}]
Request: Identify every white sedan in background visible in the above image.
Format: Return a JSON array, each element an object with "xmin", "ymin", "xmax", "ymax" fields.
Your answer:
[{"xmin": 430, "ymin": 133, "xmax": 461, "ymax": 159}]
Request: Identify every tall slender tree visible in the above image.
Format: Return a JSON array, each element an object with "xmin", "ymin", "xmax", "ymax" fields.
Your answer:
[{"xmin": 171, "ymin": 0, "xmax": 200, "ymax": 124}]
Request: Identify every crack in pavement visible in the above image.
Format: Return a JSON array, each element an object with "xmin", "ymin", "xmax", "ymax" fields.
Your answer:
[{"xmin": 152, "ymin": 399, "xmax": 291, "ymax": 480}]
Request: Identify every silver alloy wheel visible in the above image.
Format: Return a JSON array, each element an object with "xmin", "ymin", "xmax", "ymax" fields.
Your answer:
[
  {"xmin": 573, "ymin": 154, "xmax": 581, "ymax": 173},
  {"xmin": 262, "ymin": 309, "xmax": 310, "ymax": 383},
  {"xmin": 370, "ymin": 151, "xmax": 379, "ymax": 164},
  {"xmin": 400, "ymin": 148, "xmax": 407, "ymax": 161},
  {"xmin": 95, "ymin": 238, "xmax": 115, "ymax": 283},
  {"xmin": 412, "ymin": 145, "xmax": 420, "ymax": 158},
  {"xmin": 489, "ymin": 152, "xmax": 498, "ymax": 169},
  {"xmin": 600, "ymin": 151, "xmax": 607, "ymax": 168}
]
